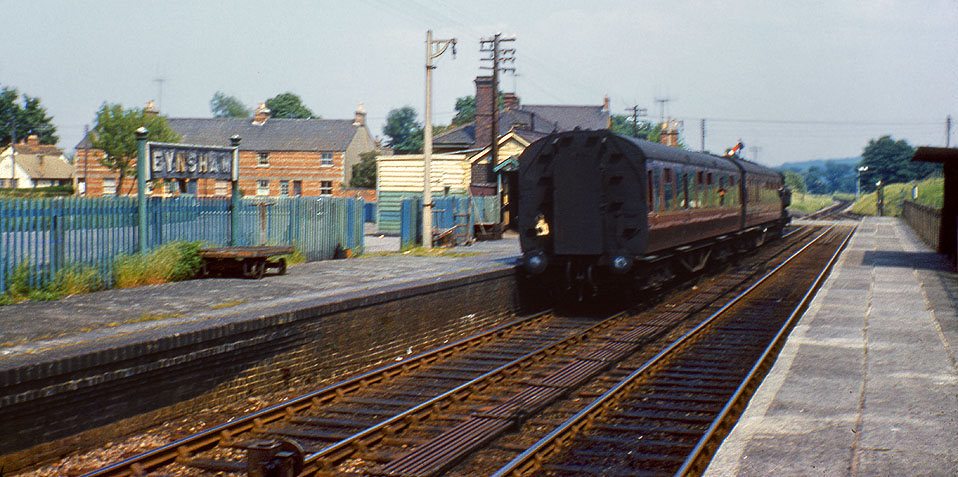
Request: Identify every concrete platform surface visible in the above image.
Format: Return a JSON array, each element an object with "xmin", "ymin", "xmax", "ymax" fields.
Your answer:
[
  {"xmin": 0, "ymin": 234, "xmax": 520, "ymax": 362},
  {"xmin": 706, "ymin": 216, "xmax": 958, "ymax": 476}
]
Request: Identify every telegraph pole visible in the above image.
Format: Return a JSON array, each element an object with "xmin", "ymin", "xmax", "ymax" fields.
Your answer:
[
  {"xmin": 654, "ymin": 97, "xmax": 672, "ymax": 125},
  {"xmin": 700, "ymin": 118, "xmax": 706, "ymax": 152},
  {"xmin": 423, "ymin": 30, "xmax": 456, "ymax": 250},
  {"xmin": 947, "ymin": 115, "xmax": 952, "ymax": 147},
  {"xmin": 625, "ymin": 105, "xmax": 647, "ymax": 138},
  {"xmin": 480, "ymin": 33, "xmax": 515, "ymax": 187}
]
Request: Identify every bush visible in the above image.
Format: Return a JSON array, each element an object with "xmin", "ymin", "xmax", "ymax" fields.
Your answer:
[
  {"xmin": 114, "ymin": 241, "xmax": 204, "ymax": 288},
  {"xmin": 1, "ymin": 261, "xmax": 103, "ymax": 303}
]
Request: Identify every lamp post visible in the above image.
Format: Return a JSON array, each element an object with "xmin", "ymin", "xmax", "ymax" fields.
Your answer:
[
  {"xmin": 422, "ymin": 30, "xmax": 456, "ymax": 250},
  {"xmin": 856, "ymin": 166, "xmax": 869, "ymax": 200}
]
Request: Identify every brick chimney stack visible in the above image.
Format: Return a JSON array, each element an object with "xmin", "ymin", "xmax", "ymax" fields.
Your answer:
[
  {"xmin": 252, "ymin": 102, "xmax": 271, "ymax": 126},
  {"xmin": 144, "ymin": 100, "xmax": 159, "ymax": 116},
  {"xmin": 353, "ymin": 103, "xmax": 367, "ymax": 127},
  {"xmin": 473, "ymin": 76, "xmax": 494, "ymax": 149},
  {"xmin": 502, "ymin": 92, "xmax": 519, "ymax": 110},
  {"xmin": 26, "ymin": 134, "xmax": 40, "ymax": 146}
]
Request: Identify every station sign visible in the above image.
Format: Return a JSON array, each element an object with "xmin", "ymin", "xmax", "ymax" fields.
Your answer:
[{"xmin": 146, "ymin": 142, "xmax": 239, "ymax": 181}]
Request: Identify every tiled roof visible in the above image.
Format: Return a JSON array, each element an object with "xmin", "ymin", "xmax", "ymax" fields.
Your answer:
[
  {"xmin": 11, "ymin": 153, "xmax": 75, "ymax": 180},
  {"xmin": 434, "ymin": 104, "xmax": 609, "ymax": 148},
  {"xmin": 76, "ymin": 118, "xmax": 361, "ymax": 152},
  {"xmin": 4, "ymin": 144, "xmax": 63, "ymax": 156}
]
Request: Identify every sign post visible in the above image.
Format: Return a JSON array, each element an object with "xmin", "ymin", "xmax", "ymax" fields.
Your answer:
[
  {"xmin": 140, "ymin": 137, "xmax": 241, "ymax": 248},
  {"xmin": 136, "ymin": 127, "xmax": 149, "ymax": 252},
  {"xmin": 230, "ymin": 135, "xmax": 242, "ymax": 246}
]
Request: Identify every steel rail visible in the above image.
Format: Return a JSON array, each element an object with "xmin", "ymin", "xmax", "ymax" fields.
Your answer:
[
  {"xmin": 674, "ymin": 223, "xmax": 856, "ymax": 476},
  {"xmin": 83, "ymin": 310, "xmax": 553, "ymax": 477},
  {"xmin": 298, "ymin": 309, "xmax": 628, "ymax": 473},
  {"xmin": 491, "ymin": 225, "xmax": 839, "ymax": 477}
]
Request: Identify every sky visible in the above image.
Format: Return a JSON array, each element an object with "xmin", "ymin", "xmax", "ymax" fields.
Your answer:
[{"xmin": 1, "ymin": 0, "xmax": 956, "ymax": 167}]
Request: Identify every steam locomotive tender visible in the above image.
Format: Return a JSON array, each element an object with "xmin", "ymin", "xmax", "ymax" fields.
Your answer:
[{"xmin": 518, "ymin": 130, "xmax": 790, "ymax": 299}]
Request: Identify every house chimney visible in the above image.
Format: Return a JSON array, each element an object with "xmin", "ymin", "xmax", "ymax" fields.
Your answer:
[
  {"xmin": 252, "ymin": 102, "xmax": 271, "ymax": 125},
  {"xmin": 26, "ymin": 134, "xmax": 40, "ymax": 146},
  {"xmin": 353, "ymin": 103, "xmax": 367, "ymax": 127},
  {"xmin": 602, "ymin": 95, "xmax": 610, "ymax": 112},
  {"xmin": 502, "ymin": 92, "xmax": 519, "ymax": 110},
  {"xmin": 473, "ymin": 76, "xmax": 494, "ymax": 149},
  {"xmin": 144, "ymin": 100, "xmax": 159, "ymax": 116}
]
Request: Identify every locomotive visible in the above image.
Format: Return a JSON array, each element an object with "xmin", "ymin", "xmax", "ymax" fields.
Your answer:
[{"xmin": 517, "ymin": 130, "xmax": 790, "ymax": 300}]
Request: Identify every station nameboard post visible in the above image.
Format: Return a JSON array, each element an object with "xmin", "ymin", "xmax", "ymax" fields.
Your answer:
[{"xmin": 135, "ymin": 132, "xmax": 241, "ymax": 251}]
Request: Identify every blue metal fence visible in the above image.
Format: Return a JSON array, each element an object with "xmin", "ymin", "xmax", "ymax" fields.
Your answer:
[
  {"xmin": 399, "ymin": 196, "xmax": 500, "ymax": 249},
  {"xmin": 0, "ymin": 196, "xmax": 365, "ymax": 293}
]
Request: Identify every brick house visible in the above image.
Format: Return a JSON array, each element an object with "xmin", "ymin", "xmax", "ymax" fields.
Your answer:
[
  {"xmin": 0, "ymin": 135, "xmax": 75, "ymax": 189},
  {"xmin": 74, "ymin": 103, "xmax": 378, "ymax": 198}
]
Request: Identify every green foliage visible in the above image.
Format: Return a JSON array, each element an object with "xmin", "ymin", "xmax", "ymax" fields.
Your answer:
[
  {"xmin": 265, "ymin": 92, "xmax": 315, "ymax": 119},
  {"xmin": 210, "ymin": 91, "xmax": 250, "ymax": 118},
  {"xmin": 0, "ymin": 184, "xmax": 73, "ymax": 198},
  {"xmin": 787, "ymin": 194, "xmax": 834, "ymax": 215},
  {"xmin": 0, "ymin": 261, "xmax": 102, "ymax": 304},
  {"xmin": 858, "ymin": 136, "xmax": 939, "ymax": 193},
  {"xmin": 350, "ymin": 150, "xmax": 378, "ymax": 188},
  {"xmin": 0, "ymin": 85, "xmax": 58, "ymax": 147},
  {"xmin": 90, "ymin": 103, "xmax": 180, "ymax": 195},
  {"xmin": 450, "ymin": 93, "xmax": 506, "ymax": 126},
  {"xmin": 114, "ymin": 240, "xmax": 204, "ymax": 288},
  {"xmin": 609, "ymin": 115, "xmax": 664, "ymax": 143},
  {"xmin": 849, "ymin": 177, "xmax": 943, "ymax": 216},
  {"xmin": 783, "ymin": 170, "xmax": 806, "ymax": 195},
  {"xmin": 384, "ymin": 106, "xmax": 424, "ymax": 153}
]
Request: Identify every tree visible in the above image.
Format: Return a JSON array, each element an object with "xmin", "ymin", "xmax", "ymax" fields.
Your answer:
[
  {"xmin": 90, "ymin": 103, "xmax": 180, "ymax": 195},
  {"xmin": 350, "ymin": 150, "xmax": 378, "ymax": 188},
  {"xmin": 265, "ymin": 93, "xmax": 315, "ymax": 119},
  {"xmin": 783, "ymin": 170, "xmax": 806, "ymax": 196},
  {"xmin": 383, "ymin": 106, "xmax": 423, "ymax": 153},
  {"xmin": 450, "ymin": 93, "xmax": 506, "ymax": 127},
  {"xmin": 0, "ymin": 86, "xmax": 58, "ymax": 147},
  {"xmin": 858, "ymin": 136, "xmax": 937, "ymax": 193},
  {"xmin": 210, "ymin": 92, "xmax": 250, "ymax": 118}
]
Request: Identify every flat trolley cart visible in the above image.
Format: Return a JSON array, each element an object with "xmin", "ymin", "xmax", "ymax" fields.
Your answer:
[{"xmin": 199, "ymin": 246, "xmax": 295, "ymax": 279}]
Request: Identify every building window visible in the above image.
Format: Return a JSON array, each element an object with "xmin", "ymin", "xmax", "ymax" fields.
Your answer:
[
  {"xmin": 320, "ymin": 180, "xmax": 333, "ymax": 195},
  {"xmin": 280, "ymin": 180, "xmax": 290, "ymax": 196},
  {"xmin": 103, "ymin": 178, "xmax": 117, "ymax": 195},
  {"xmin": 215, "ymin": 180, "xmax": 229, "ymax": 196},
  {"xmin": 258, "ymin": 152, "xmax": 270, "ymax": 166},
  {"xmin": 293, "ymin": 180, "xmax": 302, "ymax": 196},
  {"xmin": 321, "ymin": 153, "xmax": 333, "ymax": 167},
  {"xmin": 257, "ymin": 180, "xmax": 269, "ymax": 196}
]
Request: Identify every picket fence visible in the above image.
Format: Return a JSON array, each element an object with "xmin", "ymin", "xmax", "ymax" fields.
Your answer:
[
  {"xmin": 0, "ymin": 195, "xmax": 365, "ymax": 292},
  {"xmin": 399, "ymin": 196, "xmax": 500, "ymax": 249}
]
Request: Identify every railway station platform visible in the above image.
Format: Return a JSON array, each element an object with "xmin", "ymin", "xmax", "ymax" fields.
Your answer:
[{"xmin": 706, "ymin": 216, "xmax": 958, "ymax": 475}]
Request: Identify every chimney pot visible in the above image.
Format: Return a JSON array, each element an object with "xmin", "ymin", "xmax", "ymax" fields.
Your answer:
[
  {"xmin": 353, "ymin": 103, "xmax": 367, "ymax": 127},
  {"xmin": 26, "ymin": 134, "xmax": 40, "ymax": 146}
]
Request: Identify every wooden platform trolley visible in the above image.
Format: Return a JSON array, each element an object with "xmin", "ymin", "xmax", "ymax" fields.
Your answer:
[{"xmin": 199, "ymin": 246, "xmax": 294, "ymax": 279}]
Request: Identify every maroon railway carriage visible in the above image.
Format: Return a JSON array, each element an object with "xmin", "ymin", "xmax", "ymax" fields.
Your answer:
[{"xmin": 517, "ymin": 130, "xmax": 789, "ymax": 298}]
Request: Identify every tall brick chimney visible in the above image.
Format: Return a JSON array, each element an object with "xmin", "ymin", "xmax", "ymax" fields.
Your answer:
[
  {"xmin": 252, "ymin": 102, "xmax": 271, "ymax": 126},
  {"xmin": 502, "ymin": 92, "xmax": 519, "ymax": 110},
  {"xmin": 473, "ymin": 76, "xmax": 494, "ymax": 149},
  {"xmin": 353, "ymin": 103, "xmax": 367, "ymax": 127}
]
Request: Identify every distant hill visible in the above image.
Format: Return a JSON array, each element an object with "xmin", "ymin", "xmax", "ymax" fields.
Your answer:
[{"xmin": 778, "ymin": 156, "xmax": 861, "ymax": 172}]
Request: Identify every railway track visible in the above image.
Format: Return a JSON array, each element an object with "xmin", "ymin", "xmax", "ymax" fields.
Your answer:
[{"xmin": 81, "ymin": 223, "xmax": 843, "ymax": 477}]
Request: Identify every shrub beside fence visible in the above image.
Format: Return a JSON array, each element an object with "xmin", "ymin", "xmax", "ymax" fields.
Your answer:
[
  {"xmin": 901, "ymin": 199, "xmax": 941, "ymax": 250},
  {"xmin": 0, "ymin": 196, "xmax": 364, "ymax": 294}
]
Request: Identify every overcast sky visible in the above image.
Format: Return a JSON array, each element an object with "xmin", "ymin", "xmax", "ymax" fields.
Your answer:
[{"xmin": 1, "ymin": 0, "xmax": 955, "ymax": 166}]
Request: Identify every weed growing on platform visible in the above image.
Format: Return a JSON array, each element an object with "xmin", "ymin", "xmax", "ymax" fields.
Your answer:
[
  {"xmin": 0, "ymin": 261, "xmax": 103, "ymax": 304},
  {"xmin": 397, "ymin": 246, "xmax": 481, "ymax": 258},
  {"xmin": 114, "ymin": 241, "xmax": 204, "ymax": 288},
  {"xmin": 272, "ymin": 247, "xmax": 306, "ymax": 266}
]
